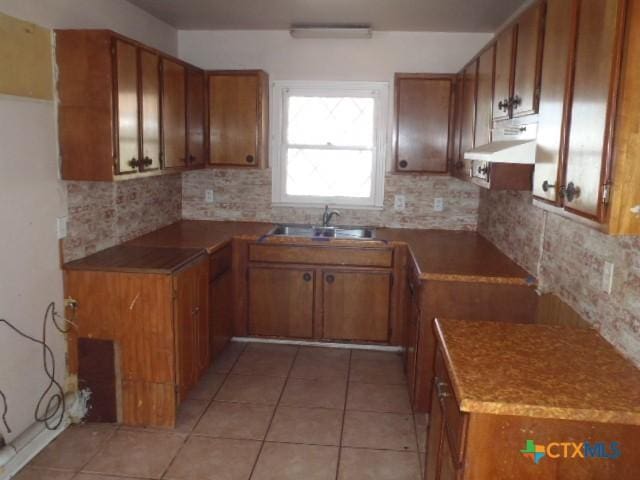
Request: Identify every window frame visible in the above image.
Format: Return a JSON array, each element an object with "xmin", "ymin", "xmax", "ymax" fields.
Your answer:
[{"xmin": 270, "ymin": 80, "xmax": 388, "ymax": 208}]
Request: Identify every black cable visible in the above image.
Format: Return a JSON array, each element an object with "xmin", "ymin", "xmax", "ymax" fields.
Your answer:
[{"xmin": 0, "ymin": 302, "xmax": 73, "ymax": 434}]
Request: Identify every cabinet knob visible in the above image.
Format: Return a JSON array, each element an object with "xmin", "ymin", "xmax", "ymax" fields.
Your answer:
[
  {"xmin": 128, "ymin": 158, "xmax": 140, "ymax": 168},
  {"xmin": 563, "ymin": 182, "xmax": 581, "ymax": 202},
  {"xmin": 325, "ymin": 274, "xmax": 335, "ymax": 284},
  {"xmin": 399, "ymin": 160, "xmax": 408, "ymax": 169},
  {"xmin": 188, "ymin": 155, "xmax": 196, "ymax": 164},
  {"xmin": 498, "ymin": 99, "xmax": 509, "ymax": 111},
  {"xmin": 303, "ymin": 272, "xmax": 312, "ymax": 282},
  {"xmin": 510, "ymin": 95, "xmax": 522, "ymax": 109},
  {"xmin": 542, "ymin": 180, "xmax": 555, "ymax": 192},
  {"xmin": 246, "ymin": 155, "xmax": 255, "ymax": 164},
  {"xmin": 142, "ymin": 156, "xmax": 153, "ymax": 167}
]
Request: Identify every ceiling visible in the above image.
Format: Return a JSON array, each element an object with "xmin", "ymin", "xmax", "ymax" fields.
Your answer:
[{"xmin": 127, "ymin": 0, "xmax": 528, "ymax": 32}]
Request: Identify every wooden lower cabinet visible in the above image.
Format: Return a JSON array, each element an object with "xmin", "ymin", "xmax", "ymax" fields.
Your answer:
[
  {"xmin": 209, "ymin": 246, "xmax": 234, "ymax": 359},
  {"xmin": 322, "ymin": 270, "xmax": 391, "ymax": 342},
  {"xmin": 248, "ymin": 266, "xmax": 315, "ymax": 338},
  {"xmin": 65, "ymin": 255, "xmax": 209, "ymax": 427}
]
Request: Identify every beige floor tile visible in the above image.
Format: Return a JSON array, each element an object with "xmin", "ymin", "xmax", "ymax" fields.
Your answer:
[
  {"xmin": 173, "ymin": 399, "xmax": 210, "ymax": 433},
  {"xmin": 266, "ymin": 406, "xmax": 343, "ymax": 446},
  {"xmin": 243, "ymin": 343, "xmax": 298, "ymax": 356},
  {"xmin": 213, "ymin": 342, "xmax": 246, "ymax": 373},
  {"xmin": 194, "ymin": 401, "xmax": 274, "ymax": 440},
  {"xmin": 350, "ymin": 350, "xmax": 403, "ymax": 362},
  {"xmin": 215, "ymin": 374, "xmax": 286, "ymax": 405},
  {"xmin": 297, "ymin": 346, "xmax": 350, "ymax": 361},
  {"xmin": 187, "ymin": 371, "xmax": 227, "ymax": 400},
  {"xmin": 164, "ymin": 436, "xmax": 261, "ymax": 480},
  {"xmin": 349, "ymin": 357, "xmax": 406, "ymax": 385},
  {"xmin": 338, "ymin": 448, "xmax": 421, "ymax": 480},
  {"xmin": 232, "ymin": 350, "xmax": 295, "ymax": 377},
  {"xmin": 289, "ymin": 354, "xmax": 349, "ymax": 380},
  {"xmin": 342, "ymin": 411, "xmax": 416, "ymax": 452},
  {"xmin": 347, "ymin": 383, "xmax": 412, "ymax": 413},
  {"xmin": 414, "ymin": 413, "xmax": 429, "ymax": 453},
  {"xmin": 82, "ymin": 429, "xmax": 185, "ymax": 478},
  {"xmin": 12, "ymin": 468, "xmax": 75, "ymax": 480},
  {"xmin": 74, "ymin": 475, "xmax": 139, "ymax": 480},
  {"xmin": 280, "ymin": 377, "xmax": 347, "ymax": 409},
  {"xmin": 252, "ymin": 442, "xmax": 339, "ymax": 480},
  {"xmin": 29, "ymin": 423, "xmax": 116, "ymax": 471}
]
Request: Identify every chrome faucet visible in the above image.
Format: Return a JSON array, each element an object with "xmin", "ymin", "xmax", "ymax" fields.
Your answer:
[{"xmin": 322, "ymin": 205, "xmax": 341, "ymax": 227}]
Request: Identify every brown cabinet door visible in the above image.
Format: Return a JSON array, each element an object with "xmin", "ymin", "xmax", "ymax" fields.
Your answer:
[
  {"xmin": 425, "ymin": 384, "xmax": 443, "ymax": 480},
  {"xmin": 394, "ymin": 76, "xmax": 453, "ymax": 173},
  {"xmin": 161, "ymin": 58, "xmax": 187, "ymax": 169},
  {"xmin": 474, "ymin": 46, "xmax": 495, "ymax": 147},
  {"xmin": 248, "ymin": 267, "xmax": 314, "ymax": 338},
  {"xmin": 492, "ymin": 28, "xmax": 515, "ymax": 121},
  {"xmin": 405, "ymin": 283, "xmax": 420, "ymax": 404},
  {"xmin": 533, "ymin": 0, "xmax": 576, "ymax": 203},
  {"xmin": 174, "ymin": 265, "xmax": 198, "ymax": 401},
  {"xmin": 322, "ymin": 270, "xmax": 391, "ymax": 342},
  {"xmin": 114, "ymin": 39, "xmax": 140, "ymax": 174},
  {"xmin": 194, "ymin": 259, "xmax": 210, "ymax": 375},
  {"xmin": 187, "ymin": 67, "xmax": 206, "ymax": 167},
  {"xmin": 209, "ymin": 73, "xmax": 260, "ymax": 166},
  {"xmin": 139, "ymin": 49, "xmax": 161, "ymax": 171},
  {"xmin": 210, "ymin": 270, "xmax": 233, "ymax": 361},
  {"xmin": 564, "ymin": 0, "xmax": 625, "ymax": 220},
  {"xmin": 512, "ymin": 3, "xmax": 545, "ymax": 118},
  {"xmin": 456, "ymin": 61, "xmax": 477, "ymax": 180}
]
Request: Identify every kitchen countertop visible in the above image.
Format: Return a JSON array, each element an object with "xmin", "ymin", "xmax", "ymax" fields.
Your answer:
[
  {"xmin": 63, "ymin": 245, "xmax": 205, "ymax": 274},
  {"xmin": 435, "ymin": 318, "xmax": 640, "ymax": 425}
]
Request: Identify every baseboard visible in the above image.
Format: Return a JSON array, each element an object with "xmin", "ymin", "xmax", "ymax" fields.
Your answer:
[{"xmin": 231, "ymin": 336, "xmax": 403, "ymax": 352}]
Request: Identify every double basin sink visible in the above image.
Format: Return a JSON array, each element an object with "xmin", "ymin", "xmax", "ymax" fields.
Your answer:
[{"xmin": 270, "ymin": 224, "xmax": 375, "ymax": 240}]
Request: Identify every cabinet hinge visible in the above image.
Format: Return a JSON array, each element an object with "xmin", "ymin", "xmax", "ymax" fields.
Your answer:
[{"xmin": 602, "ymin": 183, "xmax": 612, "ymax": 205}]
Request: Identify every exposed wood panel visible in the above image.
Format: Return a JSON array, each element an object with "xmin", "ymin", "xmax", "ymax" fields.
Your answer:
[
  {"xmin": 161, "ymin": 57, "xmax": 187, "ymax": 169},
  {"xmin": 187, "ymin": 67, "xmax": 206, "ymax": 167},
  {"xmin": 394, "ymin": 74, "xmax": 453, "ymax": 173},
  {"xmin": 492, "ymin": 27, "xmax": 515, "ymax": 121},
  {"xmin": 78, "ymin": 338, "xmax": 117, "ymax": 423},
  {"xmin": 321, "ymin": 270, "xmax": 391, "ymax": 342},
  {"xmin": 474, "ymin": 46, "xmax": 495, "ymax": 147},
  {"xmin": 139, "ymin": 49, "xmax": 161, "ymax": 171},
  {"xmin": 114, "ymin": 39, "xmax": 140, "ymax": 175},
  {"xmin": 535, "ymin": 292, "xmax": 591, "ymax": 329}
]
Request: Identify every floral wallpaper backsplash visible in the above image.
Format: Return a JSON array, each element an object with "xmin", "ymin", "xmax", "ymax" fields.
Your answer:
[
  {"xmin": 182, "ymin": 168, "xmax": 480, "ymax": 230},
  {"xmin": 478, "ymin": 190, "xmax": 640, "ymax": 366},
  {"xmin": 63, "ymin": 174, "xmax": 182, "ymax": 262}
]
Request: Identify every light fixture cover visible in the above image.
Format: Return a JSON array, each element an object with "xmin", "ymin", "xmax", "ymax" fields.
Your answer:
[{"xmin": 289, "ymin": 25, "xmax": 372, "ymax": 39}]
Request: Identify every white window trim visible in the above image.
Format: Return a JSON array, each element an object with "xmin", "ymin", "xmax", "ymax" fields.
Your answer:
[{"xmin": 270, "ymin": 80, "xmax": 388, "ymax": 209}]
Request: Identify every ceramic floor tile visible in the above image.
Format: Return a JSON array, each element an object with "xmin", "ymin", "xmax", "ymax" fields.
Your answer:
[
  {"xmin": 82, "ymin": 429, "xmax": 185, "ymax": 478},
  {"xmin": 414, "ymin": 413, "xmax": 429, "ymax": 453},
  {"xmin": 231, "ymin": 350, "xmax": 295, "ymax": 377},
  {"xmin": 173, "ymin": 399, "xmax": 210, "ymax": 433},
  {"xmin": 251, "ymin": 442, "xmax": 339, "ymax": 480},
  {"xmin": 74, "ymin": 475, "xmax": 140, "ymax": 480},
  {"xmin": 350, "ymin": 350, "xmax": 403, "ymax": 362},
  {"xmin": 342, "ymin": 411, "xmax": 416, "ymax": 452},
  {"xmin": 349, "ymin": 357, "xmax": 407, "ymax": 385},
  {"xmin": 280, "ymin": 377, "xmax": 347, "ymax": 409},
  {"xmin": 243, "ymin": 343, "xmax": 298, "ymax": 356},
  {"xmin": 215, "ymin": 374, "xmax": 286, "ymax": 405},
  {"xmin": 29, "ymin": 423, "xmax": 116, "ymax": 471},
  {"xmin": 187, "ymin": 371, "xmax": 227, "ymax": 400},
  {"xmin": 164, "ymin": 436, "xmax": 261, "ymax": 480},
  {"xmin": 266, "ymin": 406, "xmax": 343, "ymax": 446},
  {"xmin": 212, "ymin": 342, "xmax": 246, "ymax": 373},
  {"xmin": 347, "ymin": 382, "xmax": 412, "ymax": 413},
  {"xmin": 297, "ymin": 346, "xmax": 350, "ymax": 361},
  {"xmin": 289, "ymin": 355, "xmax": 349, "ymax": 380},
  {"xmin": 194, "ymin": 401, "xmax": 274, "ymax": 440},
  {"xmin": 12, "ymin": 468, "xmax": 75, "ymax": 480},
  {"xmin": 338, "ymin": 448, "xmax": 421, "ymax": 480}
]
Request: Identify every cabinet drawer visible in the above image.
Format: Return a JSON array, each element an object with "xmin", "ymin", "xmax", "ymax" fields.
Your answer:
[
  {"xmin": 434, "ymin": 348, "xmax": 467, "ymax": 465},
  {"xmin": 249, "ymin": 244, "xmax": 393, "ymax": 268},
  {"xmin": 209, "ymin": 245, "xmax": 232, "ymax": 280}
]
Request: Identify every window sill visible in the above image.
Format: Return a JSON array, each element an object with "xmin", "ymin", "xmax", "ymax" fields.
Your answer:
[{"xmin": 271, "ymin": 202, "xmax": 384, "ymax": 211}]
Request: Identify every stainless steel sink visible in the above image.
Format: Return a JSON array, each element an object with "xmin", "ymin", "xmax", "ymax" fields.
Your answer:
[{"xmin": 270, "ymin": 224, "xmax": 375, "ymax": 239}]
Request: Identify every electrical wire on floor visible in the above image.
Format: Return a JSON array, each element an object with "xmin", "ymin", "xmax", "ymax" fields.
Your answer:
[{"xmin": 0, "ymin": 302, "xmax": 75, "ymax": 434}]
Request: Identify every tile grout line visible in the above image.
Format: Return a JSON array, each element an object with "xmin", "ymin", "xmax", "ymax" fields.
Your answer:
[
  {"xmin": 159, "ymin": 341, "xmax": 248, "ymax": 480},
  {"xmin": 66, "ymin": 423, "xmax": 120, "ymax": 479},
  {"xmin": 334, "ymin": 348, "xmax": 353, "ymax": 480},
  {"xmin": 247, "ymin": 345, "xmax": 300, "ymax": 480}
]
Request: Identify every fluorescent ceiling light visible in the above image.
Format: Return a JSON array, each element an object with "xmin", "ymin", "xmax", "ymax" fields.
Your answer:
[{"xmin": 290, "ymin": 25, "xmax": 372, "ymax": 39}]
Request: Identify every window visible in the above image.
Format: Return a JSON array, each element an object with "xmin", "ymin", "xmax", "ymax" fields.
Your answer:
[{"xmin": 271, "ymin": 81, "xmax": 388, "ymax": 207}]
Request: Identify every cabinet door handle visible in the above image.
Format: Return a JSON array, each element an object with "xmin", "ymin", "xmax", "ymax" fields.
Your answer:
[
  {"xmin": 564, "ymin": 182, "xmax": 581, "ymax": 202},
  {"xmin": 542, "ymin": 180, "xmax": 555, "ymax": 192},
  {"xmin": 325, "ymin": 274, "xmax": 335, "ymax": 284},
  {"xmin": 245, "ymin": 154, "xmax": 255, "ymax": 164},
  {"xmin": 128, "ymin": 158, "xmax": 140, "ymax": 168},
  {"xmin": 435, "ymin": 377, "xmax": 450, "ymax": 399},
  {"xmin": 142, "ymin": 156, "xmax": 153, "ymax": 167},
  {"xmin": 399, "ymin": 160, "xmax": 408, "ymax": 169},
  {"xmin": 510, "ymin": 95, "xmax": 522, "ymax": 109},
  {"xmin": 303, "ymin": 272, "xmax": 312, "ymax": 282}
]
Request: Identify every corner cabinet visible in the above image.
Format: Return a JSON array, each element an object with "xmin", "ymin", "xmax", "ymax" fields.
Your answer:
[
  {"xmin": 393, "ymin": 74, "xmax": 455, "ymax": 173},
  {"xmin": 208, "ymin": 70, "xmax": 269, "ymax": 168}
]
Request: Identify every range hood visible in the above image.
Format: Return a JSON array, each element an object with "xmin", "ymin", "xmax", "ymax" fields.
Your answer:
[{"xmin": 464, "ymin": 123, "xmax": 537, "ymax": 164}]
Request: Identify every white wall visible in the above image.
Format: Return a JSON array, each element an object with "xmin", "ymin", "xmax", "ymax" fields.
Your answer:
[
  {"xmin": 0, "ymin": 0, "xmax": 177, "ymax": 54},
  {"xmin": 179, "ymin": 30, "xmax": 492, "ymax": 78}
]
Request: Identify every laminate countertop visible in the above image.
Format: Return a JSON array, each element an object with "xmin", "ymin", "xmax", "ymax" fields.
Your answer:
[{"xmin": 435, "ymin": 318, "xmax": 640, "ymax": 425}]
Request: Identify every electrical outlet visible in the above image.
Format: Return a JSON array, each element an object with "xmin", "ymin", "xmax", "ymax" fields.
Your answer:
[
  {"xmin": 205, "ymin": 189, "xmax": 214, "ymax": 204},
  {"xmin": 56, "ymin": 216, "xmax": 68, "ymax": 239},
  {"xmin": 394, "ymin": 195, "xmax": 406, "ymax": 211},
  {"xmin": 434, "ymin": 197, "xmax": 444, "ymax": 212},
  {"xmin": 602, "ymin": 261, "xmax": 615, "ymax": 294}
]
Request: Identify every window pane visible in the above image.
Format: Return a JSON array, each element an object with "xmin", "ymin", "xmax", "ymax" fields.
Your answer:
[
  {"xmin": 287, "ymin": 96, "xmax": 374, "ymax": 147},
  {"xmin": 286, "ymin": 148, "xmax": 372, "ymax": 198}
]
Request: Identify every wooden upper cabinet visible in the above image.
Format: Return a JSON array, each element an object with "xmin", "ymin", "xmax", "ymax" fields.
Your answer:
[
  {"xmin": 322, "ymin": 270, "xmax": 391, "ymax": 342},
  {"xmin": 512, "ymin": 2, "xmax": 546, "ymax": 117},
  {"xmin": 187, "ymin": 68, "xmax": 206, "ymax": 168},
  {"xmin": 394, "ymin": 74, "xmax": 454, "ymax": 173},
  {"xmin": 208, "ymin": 70, "xmax": 269, "ymax": 168},
  {"xmin": 564, "ymin": 0, "xmax": 626, "ymax": 221},
  {"xmin": 492, "ymin": 28, "xmax": 514, "ymax": 122},
  {"xmin": 474, "ymin": 47, "xmax": 495, "ymax": 147},
  {"xmin": 533, "ymin": 0, "xmax": 576, "ymax": 204},
  {"xmin": 454, "ymin": 61, "xmax": 477, "ymax": 180},
  {"xmin": 114, "ymin": 40, "xmax": 140, "ymax": 175},
  {"xmin": 161, "ymin": 58, "xmax": 187, "ymax": 169},
  {"xmin": 139, "ymin": 49, "xmax": 161, "ymax": 172}
]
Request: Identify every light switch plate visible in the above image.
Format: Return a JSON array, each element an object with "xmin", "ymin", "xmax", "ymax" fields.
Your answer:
[
  {"xmin": 394, "ymin": 195, "xmax": 406, "ymax": 211},
  {"xmin": 205, "ymin": 189, "xmax": 214, "ymax": 204},
  {"xmin": 602, "ymin": 261, "xmax": 614, "ymax": 294},
  {"xmin": 56, "ymin": 216, "xmax": 68, "ymax": 239},
  {"xmin": 434, "ymin": 197, "xmax": 444, "ymax": 212}
]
